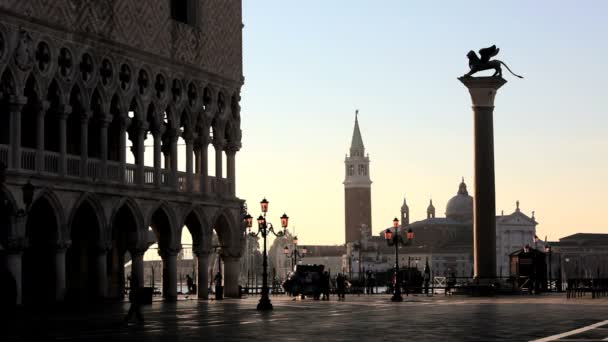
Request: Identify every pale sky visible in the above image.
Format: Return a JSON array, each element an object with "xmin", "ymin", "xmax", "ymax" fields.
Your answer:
[{"xmin": 217, "ymin": 1, "xmax": 607, "ymax": 246}]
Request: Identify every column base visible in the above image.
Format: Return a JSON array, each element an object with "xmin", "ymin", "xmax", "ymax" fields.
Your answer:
[{"xmin": 256, "ymin": 296, "xmax": 273, "ymax": 311}]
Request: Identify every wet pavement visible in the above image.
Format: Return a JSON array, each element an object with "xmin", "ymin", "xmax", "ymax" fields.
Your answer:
[{"xmin": 5, "ymin": 294, "xmax": 608, "ymax": 341}]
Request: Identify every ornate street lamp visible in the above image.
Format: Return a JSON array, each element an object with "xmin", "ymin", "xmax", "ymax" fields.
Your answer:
[
  {"xmin": 284, "ymin": 238, "xmax": 307, "ymax": 270},
  {"xmin": 384, "ymin": 217, "xmax": 414, "ymax": 302},
  {"xmin": 545, "ymin": 244, "xmax": 552, "ymax": 291},
  {"xmin": 248, "ymin": 198, "xmax": 287, "ymax": 311}
]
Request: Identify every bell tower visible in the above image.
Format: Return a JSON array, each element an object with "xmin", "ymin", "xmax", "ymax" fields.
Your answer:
[
  {"xmin": 401, "ymin": 197, "xmax": 410, "ymax": 226},
  {"xmin": 344, "ymin": 110, "xmax": 372, "ymax": 244}
]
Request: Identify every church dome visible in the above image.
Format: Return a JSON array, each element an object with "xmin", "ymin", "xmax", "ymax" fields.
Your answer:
[{"xmin": 445, "ymin": 179, "xmax": 473, "ymax": 222}]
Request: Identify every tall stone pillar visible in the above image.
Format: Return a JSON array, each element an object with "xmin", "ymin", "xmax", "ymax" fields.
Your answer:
[
  {"xmin": 199, "ymin": 136, "xmax": 209, "ymax": 193},
  {"xmin": 95, "ymin": 243, "xmax": 110, "ymax": 299},
  {"xmin": 119, "ymin": 117, "xmax": 129, "ymax": 184},
  {"xmin": 169, "ymin": 129, "xmax": 179, "ymax": 189},
  {"xmin": 214, "ymin": 141, "xmax": 223, "ymax": 180},
  {"xmin": 135, "ymin": 122, "xmax": 147, "ymax": 185},
  {"xmin": 226, "ymin": 147, "xmax": 237, "ymax": 196},
  {"xmin": 195, "ymin": 251, "xmax": 210, "ymax": 299},
  {"xmin": 129, "ymin": 249, "xmax": 145, "ymax": 288},
  {"xmin": 459, "ymin": 76, "xmax": 506, "ymax": 281},
  {"xmin": 80, "ymin": 112, "xmax": 91, "ymax": 177},
  {"xmin": 4, "ymin": 238, "xmax": 26, "ymax": 305},
  {"xmin": 99, "ymin": 115, "xmax": 111, "ymax": 181},
  {"xmin": 35, "ymin": 101, "xmax": 49, "ymax": 173},
  {"xmin": 151, "ymin": 127, "xmax": 163, "ymax": 187},
  {"xmin": 160, "ymin": 248, "xmax": 179, "ymax": 302},
  {"xmin": 8, "ymin": 96, "xmax": 27, "ymax": 170},
  {"xmin": 184, "ymin": 132, "xmax": 194, "ymax": 192},
  {"xmin": 223, "ymin": 256, "xmax": 241, "ymax": 298},
  {"xmin": 54, "ymin": 242, "xmax": 70, "ymax": 302},
  {"xmin": 58, "ymin": 106, "xmax": 71, "ymax": 177}
]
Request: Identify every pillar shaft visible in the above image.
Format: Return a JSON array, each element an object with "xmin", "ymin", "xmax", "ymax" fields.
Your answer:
[
  {"xmin": 8, "ymin": 97, "xmax": 26, "ymax": 169},
  {"xmin": 226, "ymin": 150, "xmax": 236, "ymax": 196},
  {"xmin": 58, "ymin": 110, "xmax": 69, "ymax": 176},
  {"xmin": 170, "ymin": 135, "xmax": 178, "ymax": 189},
  {"xmin": 119, "ymin": 118, "xmax": 128, "ymax": 183},
  {"xmin": 35, "ymin": 102, "xmax": 49, "ymax": 173},
  {"xmin": 80, "ymin": 115, "xmax": 90, "ymax": 177},
  {"xmin": 214, "ymin": 143, "xmax": 223, "ymax": 179},
  {"xmin": 196, "ymin": 253, "xmax": 210, "ymax": 299},
  {"xmin": 99, "ymin": 119, "xmax": 109, "ymax": 181},
  {"xmin": 55, "ymin": 248, "xmax": 67, "ymax": 301},
  {"xmin": 161, "ymin": 250, "xmax": 178, "ymax": 302},
  {"xmin": 200, "ymin": 141, "xmax": 208, "ymax": 192},
  {"xmin": 223, "ymin": 256, "xmax": 240, "ymax": 298},
  {"xmin": 185, "ymin": 139, "xmax": 193, "ymax": 192},
  {"xmin": 459, "ymin": 76, "xmax": 506, "ymax": 281},
  {"xmin": 153, "ymin": 132, "xmax": 162, "ymax": 187},
  {"xmin": 130, "ymin": 250, "xmax": 145, "ymax": 288},
  {"xmin": 96, "ymin": 250, "xmax": 108, "ymax": 299},
  {"xmin": 4, "ymin": 251, "xmax": 23, "ymax": 305}
]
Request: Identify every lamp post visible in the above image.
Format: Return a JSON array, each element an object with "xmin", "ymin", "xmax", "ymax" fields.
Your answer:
[
  {"xmin": 384, "ymin": 217, "xmax": 414, "ymax": 302},
  {"xmin": 283, "ymin": 236, "xmax": 307, "ymax": 270},
  {"xmin": 246, "ymin": 198, "xmax": 288, "ymax": 311},
  {"xmin": 545, "ymin": 244, "xmax": 552, "ymax": 291}
]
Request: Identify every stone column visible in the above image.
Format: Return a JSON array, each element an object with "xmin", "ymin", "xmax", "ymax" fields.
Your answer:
[
  {"xmin": 8, "ymin": 96, "xmax": 27, "ymax": 170},
  {"xmin": 223, "ymin": 256, "xmax": 241, "ymax": 298},
  {"xmin": 169, "ymin": 130, "xmax": 179, "ymax": 189},
  {"xmin": 151, "ymin": 127, "xmax": 163, "ymax": 187},
  {"xmin": 80, "ymin": 111, "xmax": 91, "ymax": 178},
  {"xmin": 95, "ymin": 243, "xmax": 110, "ymax": 299},
  {"xmin": 58, "ymin": 106, "xmax": 71, "ymax": 177},
  {"xmin": 35, "ymin": 101, "xmax": 50, "ymax": 173},
  {"xmin": 214, "ymin": 140, "xmax": 223, "ymax": 180},
  {"xmin": 119, "ymin": 117, "xmax": 129, "ymax": 184},
  {"xmin": 200, "ymin": 136, "xmax": 209, "ymax": 193},
  {"xmin": 129, "ymin": 248, "xmax": 145, "ymax": 288},
  {"xmin": 160, "ymin": 247, "xmax": 179, "ymax": 302},
  {"xmin": 459, "ymin": 76, "xmax": 506, "ymax": 281},
  {"xmin": 225, "ymin": 147, "xmax": 237, "ymax": 196},
  {"xmin": 184, "ymin": 132, "xmax": 194, "ymax": 192},
  {"xmin": 99, "ymin": 115, "xmax": 111, "ymax": 181},
  {"xmin": 194, "ymin": 143, "xmax": 201, "ymax": 174},
  {"xmin": 136, "ymin": 122, "xmax": 147, "ymax": 185},
  {"xmin": 54, "ymin": 241, "xmax": 70, "ymax": 302},
  {"xmin": 4, "ymin": 238, "xmax": 26, "ymax": 305},
  {"xmin": 195, "ymin": 251, "xmax": 210, "ymax": 299}
]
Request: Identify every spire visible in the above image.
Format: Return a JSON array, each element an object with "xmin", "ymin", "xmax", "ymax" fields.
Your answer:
[
  {"xmin": 401, "ymin": 196, "xmax": 409, "ymax": 226},
  {"xmin": 349, "ymin": 109, "xmax": 365, "ymax": 157},
  {"xmin": 427, "ymin": 199, "xmax": 435, "ymax": 219},
  {"xmin": 401, "ymin": 197, "xmax": 408, "ymax": 208},
  {"xmin": 458, "ymin": 177, "xmax": 468, "ymax": 195}
]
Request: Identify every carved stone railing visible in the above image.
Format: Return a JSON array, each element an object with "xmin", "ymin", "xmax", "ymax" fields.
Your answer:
[
  {"xmin": 177, "ymin": 172, "xmax": 186, "ymax": 191},
  {"xmin": 87, "ymin": 159, "xmax": 101, "ymax": 179},
  {"xmin": 106, "ymin": 161, "xmax": 121, "ymax": 182},
  {"xmin": 125, "ymin": 164, "xmax": 136, "ymax": 184},
  {"xmin": 43, "ymin": 151, "xmax": 59, "ymax": 173},
  {"xmin": 20, "ymin": 148, "xmax": 36, "ymax": 171},
  {"xmin": 143, "ymin": 166, "xmax": 155, "ymax": 185},
  {"xmin": 66, "ymin": 155, "xmax": 80, "ymax": 177},
  {"xmin": 161, "ymin": 169, "xmax": 170, "ymax": 186}
]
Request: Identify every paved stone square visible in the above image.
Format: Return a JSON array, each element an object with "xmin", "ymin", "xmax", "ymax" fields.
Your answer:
[{"xmin": 4, "ymin": 294, "xmax": 608, "ymax": 341}]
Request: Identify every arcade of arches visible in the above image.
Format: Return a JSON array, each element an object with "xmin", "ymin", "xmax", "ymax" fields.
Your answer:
[{"xmin": 0, "ymin": 21, "xmax": 246, "ymax": 305}]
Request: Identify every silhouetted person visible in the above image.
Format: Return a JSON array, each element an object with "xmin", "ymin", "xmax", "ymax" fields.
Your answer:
[
  {"xmin": 124, "ymin": 276, "xmax": 144, "ymax": 324},
  {"xmin": 321, "ymin": 271, "xmax": 330, "ymax": 300},
  {"xmin": 214, "ymin": 272, "xmax": 223, "ymax": 300},
  {"xmin": 336, "ymin": 273, "xmax": 346, "ymax": 300},
  {"xmin": 186, "ymin": 274, "xmax": 194, "ymax": 294}
]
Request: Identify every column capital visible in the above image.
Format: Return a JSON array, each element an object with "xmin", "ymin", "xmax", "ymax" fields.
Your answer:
[
  {"xmin": 166, "ymin": 127, "xmax": 181, "ymax": 141},
  {"xmin": 128, "ymin": 247, "xmax": 147, "ymax": 258},
  {"xmin": 212, "ymin": 138, "xmax": 225, "ymax": 149},
  {"xmin": 182, "ymin": 129, "xmax": 196, "ymax": 144},
  {"xmin": 194, "ymin": 249, "xmax": 212, "ymax": 257},
  {"xmin": 3, "ymin": 236, "xmax": 28, "ymax": 253},
  {"xmin": 54, "ymin": 239, "xmax": 72, "ymax": 252},
  {"xmin": 7, "ymin": 95, "xmax": 28, "ymax": 108},
  {"xmin": 458, "ymin": 76, "xmax": 507, "ymax": 107},
  {"xmin": 150, "ymin": 124, "xmax": 166, "ymax": 138},
  {"xmin": 95, "ymin": 241, "xmax": 112, "ymax": 254},
  {"xmin": 80, "ymin": 110, "xmax": 93, "ymax": 123},
  {"xmin": 35, "ymin": 100, "xmax": 51, "ymax": 115},
  {"xmin": 55, "ymin": 104, "xmax": 73, "ymax": 120},
  {"xmin": 224, "ymin": 143, "xmax": 240, "ymax": 154},
  {"xmin": 159, "ymin": 246, "xmax": 182, "ymax": 258}
]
